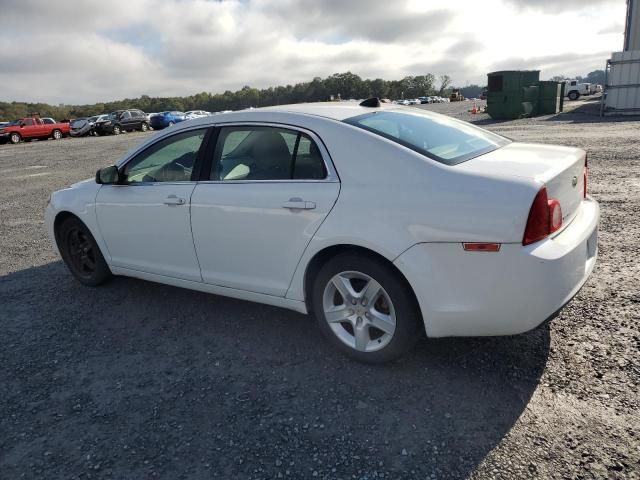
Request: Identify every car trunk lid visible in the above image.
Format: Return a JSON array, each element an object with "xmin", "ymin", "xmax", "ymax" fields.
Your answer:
[{"xmin": 457, "ymin": 142, "xmax": 586, "ymax": 226}]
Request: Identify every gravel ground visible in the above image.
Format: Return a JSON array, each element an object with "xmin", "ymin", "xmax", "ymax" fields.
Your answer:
[{"xmin": 0, "ymin": 102, "xmax": 638, "ymax": 479}]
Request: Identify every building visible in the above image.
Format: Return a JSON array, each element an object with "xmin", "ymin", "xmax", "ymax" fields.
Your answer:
[
  {"xmin": 624, "ymin": 0, "xmax": 640, "ymax": 51},
  {"xmin": 602, "ymin": 0, "xmax": 640, "ymax": 115}
]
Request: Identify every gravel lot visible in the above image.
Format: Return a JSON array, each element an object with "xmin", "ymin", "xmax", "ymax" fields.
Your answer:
[{"xmin": 1, "ymin": 101, "xmax": 638, "ymax": 479}]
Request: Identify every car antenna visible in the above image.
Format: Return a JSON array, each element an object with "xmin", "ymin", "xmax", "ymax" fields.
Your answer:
[{"xmin": 359, "ymin": 97, "xmax": 381, "ymax": 108}]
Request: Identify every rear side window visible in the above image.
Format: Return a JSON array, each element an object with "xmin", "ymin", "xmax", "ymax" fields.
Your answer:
[
  {"xmin": 344, "ymin": 110, "xmax": 509, "ymax": 165},
  {"xmin": 211, "ymin": 126, "xmax": 326, "ymax": 181}
]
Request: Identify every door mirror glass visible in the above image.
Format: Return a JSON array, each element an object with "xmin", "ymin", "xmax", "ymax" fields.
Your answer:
[{"xmin": 96, "ymin": 165, "xmax": 121, "ymax": 184}]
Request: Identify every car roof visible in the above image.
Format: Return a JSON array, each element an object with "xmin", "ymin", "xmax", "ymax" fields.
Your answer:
[{"xmin": 254, "ymin": 101, "xmax": 405, "ymax": 121}]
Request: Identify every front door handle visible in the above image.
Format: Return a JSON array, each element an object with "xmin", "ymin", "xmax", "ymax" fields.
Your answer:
[
  {"xmin": 163, "ymin": 195, "xmax": 186, "ymax": 206},
  {"xmin": 282, "ymin": 198, "xmax": 316, "ymax": 210}
]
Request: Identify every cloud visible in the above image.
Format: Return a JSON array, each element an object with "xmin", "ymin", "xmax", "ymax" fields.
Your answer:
[
  {"xmin": 597, "ymin": 21, "xmax": 624, "ymax": 34},
  {"xmin": 503, "ymin": 0, "xmax": 622, "ymax": 12},
  {"xmin": 0, "ymin": 0, "xmax": 627, "ymax": 104}
]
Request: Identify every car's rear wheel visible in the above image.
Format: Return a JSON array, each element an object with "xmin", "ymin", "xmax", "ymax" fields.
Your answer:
[
  {"xmin": 9, "ymin": 132, "xmax": 21, "ymax": 144},
  {"xmin": 113, "ymin": 125, "xmax": 121, "ymax": 135},
  {"xmin": 311, "ymin": 252, "xmax": 422, "ymax": 363},
  {"xmin": 52, "ymin": 129, "xmax": 62, "ymax": 140},
  {"xmin": 168, "ymin": 121, "xmax": 174, "ymax": 127},
  {"xmin": 57, "ymin": 216, "xmax": 112, "ymax": 286},
  {"xmin": 568, "ymin": 91, "xmax": 579, "ymax": 101}
]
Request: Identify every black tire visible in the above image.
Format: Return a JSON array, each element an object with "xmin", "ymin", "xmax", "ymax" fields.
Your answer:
[
  {"xmin": 9, "ymin": 132, "xmax": 21, "ymax": 144},
  {"xmin": 568, "ymin": 91, "xmax": 579, "ymax": 101},
  {"xmin": 56, "ymin": 216, "xmax": 112, "ymax": 286},
  {"xmin": 168, "ymin": 121, "xmax": 174, "ymax": 127},
  {"xmin": 141, "ymin": 122, "xmax": 148, "ymax": 132},
  {"xmin": 52, "ymin": 129, "xmax": 63, "ymax": 140},
  {"xmin": 113, "ymin": 125, "xmax": 121, "ymax": 135},
  {"xmin": 311, "ymin": 251, "xmax": 422, "ymax": 363}
]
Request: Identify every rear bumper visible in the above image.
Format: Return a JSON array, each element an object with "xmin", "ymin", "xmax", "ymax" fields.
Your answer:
[{"xmin": 394, "ymin": 197, "xmax": 599, "ymax": 337}]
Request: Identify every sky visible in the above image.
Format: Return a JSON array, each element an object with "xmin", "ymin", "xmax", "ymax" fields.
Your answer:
[{"xmin": 0, "ymin": 0, "xmax": 628, "ymax": 105}]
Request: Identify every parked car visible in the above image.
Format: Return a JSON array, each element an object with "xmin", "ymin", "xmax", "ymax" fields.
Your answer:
[
  {"xmin": 0, "ymin": 116, "xmax": 70, "ymax": 144},
  {"xmin": 45, "ymin": 101, "xmax": 598, "ymax": 363},
  {"xmin": 93, "ymin": 109, "xmax": 149, "ymax": 136},
  {"xmin": 70, "ymin": 115, "xmax": 108, "ymax": 137},
  {"xmin": 150, "ymin": 111, "xmax": 187, "ymax": 129},
  {"xmin": 185, "ymin": 110, "xmax": 211, "ymax": 120},
  {"xmin": 564, "ymin": 80, "xmax": 592, "ymax": 101}
]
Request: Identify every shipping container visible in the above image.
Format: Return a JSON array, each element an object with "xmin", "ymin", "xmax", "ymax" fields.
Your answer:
[{"xmin": 602, "ymin": 50, "xmax": 640, "ymax": 115}]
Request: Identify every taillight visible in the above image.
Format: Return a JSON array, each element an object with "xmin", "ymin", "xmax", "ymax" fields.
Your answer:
[
  {"xmin": 583, "ymin": 154, "xmax": 588, "ymax": 198},
  {"xmin": 522, "ymin": 187, "xmax": 563, "ymax": 245},
  {"xmin": 548, "ymin": 199, "xmax": 562, "ymax": 232}
]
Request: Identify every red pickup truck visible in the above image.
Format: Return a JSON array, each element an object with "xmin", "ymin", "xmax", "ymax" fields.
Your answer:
[{"xmin": 0, "ymin": 116, "xmax": 70, "ymax": 144}]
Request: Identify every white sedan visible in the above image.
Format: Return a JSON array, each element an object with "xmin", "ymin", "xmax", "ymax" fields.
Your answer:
[
  {"xmin": 45, "ymin": 99, "xmax": 599, "ymax": 362},
  {"xmin": 185, "ymin": 110, "xmax": 211, "ymax": 120}
]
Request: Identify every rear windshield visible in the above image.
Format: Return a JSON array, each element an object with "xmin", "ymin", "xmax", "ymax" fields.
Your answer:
[{"xmin": 344, "ymin": 110, "xmax": 509, "ymax": 165}]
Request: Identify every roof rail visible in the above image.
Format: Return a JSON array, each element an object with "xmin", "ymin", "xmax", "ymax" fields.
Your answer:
[{"xmin": 359, "ymin": 97, "xmax": 381, "ymax": 107}]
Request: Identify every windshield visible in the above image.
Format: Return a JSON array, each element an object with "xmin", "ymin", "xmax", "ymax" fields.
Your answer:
[{"xmin": 344, "ymin": 110, "xmax": 510, "ymax": 165}]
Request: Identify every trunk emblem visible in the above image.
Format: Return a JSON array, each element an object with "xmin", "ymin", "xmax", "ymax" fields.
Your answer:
[{"xmin": 572, "ymin": 176, "xmax": 578, "ymax": 187}]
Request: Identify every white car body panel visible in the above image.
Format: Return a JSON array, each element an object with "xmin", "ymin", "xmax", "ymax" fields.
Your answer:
[
  {"xmin": 45, "ymin": 102, "xmax": 599, "ymax": 338},
  {"xmin": 394, "ymin": 197, "xmax": 598, "ymax": 337},
  {"xmin": 191, "ymin": 181, "xmax": 340, "ymax": 296},
  {"xmin": 95, "ymin": 183, "xmax": 202, "ymax": 282}
]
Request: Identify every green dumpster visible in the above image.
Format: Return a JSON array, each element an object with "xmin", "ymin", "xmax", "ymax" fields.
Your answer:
[
  {"xmin": 487, "ymin": 70, "xmax": 541, "ymax": 120},
  {"xmin": 537, "ymin": 81, "xmax": 563, "ymax": 115}
]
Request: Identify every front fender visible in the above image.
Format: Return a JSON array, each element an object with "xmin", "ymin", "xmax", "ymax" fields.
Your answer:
[{"xmin": 45, "ymin": 180, "xmax": 108, "ymax": 262}]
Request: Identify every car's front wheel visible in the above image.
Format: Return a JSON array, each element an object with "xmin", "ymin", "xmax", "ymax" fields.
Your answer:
[
  {"xmin": 568, "ymin": 91, "xmax": 580, "ymax": 101},
  {"xmin": 312, "ymin": 252, "xmax": 422, "ymax": 363},
  {"xmin": 57, "ymin": 216, "xmax": 112, "ymax": 286},
  {"xmin": 141, "ymin": 122, "xmax": 148, "ymax": 132},
  {"xmin": 9, "ymin": 132, "xmax": 21, "ymax": 144}
]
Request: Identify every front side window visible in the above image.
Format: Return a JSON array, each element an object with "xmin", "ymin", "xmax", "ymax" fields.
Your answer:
[
  {"xmin": 344, "ymin": 110, "xmax": 509, "ymax": 165},
  {"xmin": 21, "ymin": 119, "xmax": 34, "ymax": 126},
  {"xmin": 211, "ymin": 126, "xmax": 326, "ymax": 181},
  {"xmin": 123, "ymin": 128, "xmax": 207, "ymax": 183}
]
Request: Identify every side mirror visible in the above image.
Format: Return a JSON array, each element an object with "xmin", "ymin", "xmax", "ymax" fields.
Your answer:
[{"xmin": 96, "ymin": 165, "xmax": 122, "ymax": 185}]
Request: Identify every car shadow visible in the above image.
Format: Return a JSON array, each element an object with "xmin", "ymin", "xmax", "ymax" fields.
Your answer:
[{"xmin": 0, "ymin": 262, "xmax": 551, "ymax": 479}]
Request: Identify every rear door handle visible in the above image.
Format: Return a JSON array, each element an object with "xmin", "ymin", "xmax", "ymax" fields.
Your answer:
[
  {"xmin": 163, "ymin": 195, "xmax": 186, "ymax": 206},
  {"xmin": 282, "ymin": 199, "xmax": 316, "ymax": 210}
]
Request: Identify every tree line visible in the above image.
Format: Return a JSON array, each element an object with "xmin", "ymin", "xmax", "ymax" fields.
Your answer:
[
  {"xmin": 0, "ymin": 69, "xmax": 605, "ymax": 121},
  {"xmin": 0, "ymin": 72, "xmax": 453, "ymax": 121}
]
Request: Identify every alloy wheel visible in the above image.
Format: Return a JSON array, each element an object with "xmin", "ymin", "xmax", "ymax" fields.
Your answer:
[
  {"xmin": 322, "ymin": 271, "xmax": 396, "ymax": 352},
  {"xmin": 66, "ymin": 228, "xmax": 97, "ymax": 278}
]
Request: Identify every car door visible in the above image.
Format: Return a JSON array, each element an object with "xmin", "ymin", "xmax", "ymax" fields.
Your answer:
[
  {"xmin": 95, "ymin": 127, "xmax": 211, "ymax": 281},
  {"xmin": 190, "ymin": 124, "xmax": 340, "ymax": 296},
  {"xmin": 20, "ymin": 119, "xmax": 39, "ymax": 138}
]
